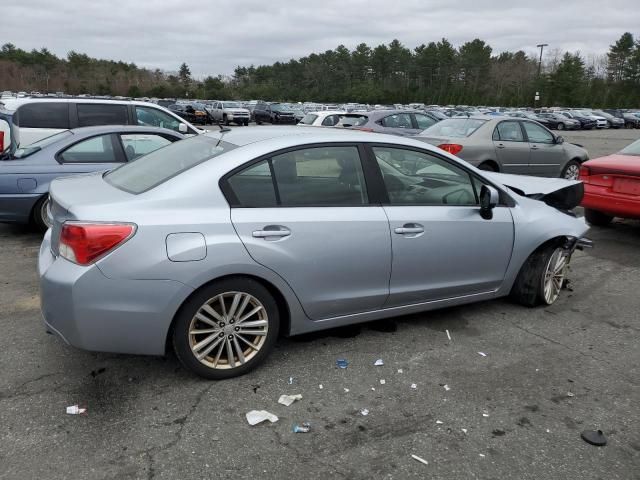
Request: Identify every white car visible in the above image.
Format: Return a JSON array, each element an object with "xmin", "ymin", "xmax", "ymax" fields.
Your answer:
[
  {"xmin": 298, "ymin": 110, "xmax": 346, "ymax": 127},
  {"xmin": 0, "ymin": 98, "xmax": 204, "ymax": 145},
  {"xmin": 210, "ymin": 101, "xmax": 250, "ymax": 126},
  {"xmin": 572, "ymin": 110, "xmax": 607, "ymax": 129}
]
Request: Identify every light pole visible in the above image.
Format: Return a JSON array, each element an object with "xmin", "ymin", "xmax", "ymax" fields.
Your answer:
[{"xmin": 535, "ymin": 44, "xmax": 548, "ymax": 108}]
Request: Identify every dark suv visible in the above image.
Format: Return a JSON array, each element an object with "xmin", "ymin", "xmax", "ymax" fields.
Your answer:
[{"xmin": 253, "ymin": 102, "xmax": 296, "ymax": 124}]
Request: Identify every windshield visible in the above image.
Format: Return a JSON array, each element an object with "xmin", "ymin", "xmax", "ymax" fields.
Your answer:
[
  {"xmin": 619, "ymin": 139, "xmax": 640, "ymax": 156},
  {"xmin": 105, "ymin": 135, "xmax": 237, "ymax": 194},
  {"xmin": 299, "ymin": 114, "xmax": 318, "ymax": 125},
  {"xmin": 421, "ymin": 118, "xmax": 486, "ymax": 138},
  {"xmin": 12, "ymin": 130, "xmax": 73, "ymax": 158},
  {"xmin": 223, "ymin": 102, "xmax": 242, "ymax": 108}
]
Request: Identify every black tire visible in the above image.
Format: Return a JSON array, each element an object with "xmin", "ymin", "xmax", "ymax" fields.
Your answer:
[
  {"xmin": 223, "ymin": 115, "xmax": 230, "ymax": 126},
  {"xmin": 557, "ymin": 122, "xmax": 565, "ymax": 131},
  {"xmin": 561, "ymin": 160, "xmax": 581, "ymax": 180},
  {"xmin": 510, "ymin": 244, "xmax": 566, "ymax": 307},
  {"xmin": 172, "ymin": 278, "xmax": 280, "ymax": 380},
  {"xmin": 31, "ymin": 195, "xmax": 50, "ymax": 231},
  {"xmin": 478, "ymin": 162, "xmax": 498, "ymax": 172},
  {"xmin": 244, "ymin": 120, "xmax": 249, "ymax": 126},
  {"xmin": 584, "ymin": 208, "xmax": 613, "ymax": 226}
]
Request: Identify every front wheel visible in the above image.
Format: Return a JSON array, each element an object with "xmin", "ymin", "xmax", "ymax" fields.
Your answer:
[
  {"xmin": 584, "ymin": 208, "xmax": 613, "ymax": 226},
  {"xmin": 172, "ymin": 278, "xmax": 280, "ymax": 379},
  {"xmin": 511, "ymin": 244, "xmax": 570, "ymax": 307},
  {"xmin": 561, "ymin": 160, "xmax": 581, "ymax": 180}
]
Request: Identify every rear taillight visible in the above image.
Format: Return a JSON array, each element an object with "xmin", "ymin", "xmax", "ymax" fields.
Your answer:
[
  {"xmin": 579, "ymin": 165, "xmax": 590, "ymax": 180},
  {"xmin": 0, "ymin": 131, "xmax": 4, "ymax": 152},
  {"xmin": 59, "ymin": 222, "xmax": 136, "ymax": 265},
  {"xmin": 438, "ymin": 143, "xmax": 463, "ymax": 155}
]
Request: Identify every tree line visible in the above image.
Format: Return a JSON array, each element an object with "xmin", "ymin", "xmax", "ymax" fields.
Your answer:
[{"xmin": 1, "ymin": 32, "xmax": 640, "ymax": 107}]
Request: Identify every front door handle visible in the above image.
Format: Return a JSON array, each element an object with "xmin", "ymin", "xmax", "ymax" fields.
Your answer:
[
  {"xmin": 496, "ymin": 143, "xmax": 506, "ymax": 149},
  {"xmin": 252, "ymin": 226, "xmax": 291, "ymax": 238},
  {"xmin": 394, "ymin": 224, "xmax": 424, "ymax": 235},
  {"xmin": 531, "ymin": 145, "xmax": 539, "ymax": 150}
]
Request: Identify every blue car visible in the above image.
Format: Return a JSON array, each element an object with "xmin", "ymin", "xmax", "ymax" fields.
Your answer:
[{"xmin": 0, "ymin": 124, "xmax": 184, "ymax": 229}]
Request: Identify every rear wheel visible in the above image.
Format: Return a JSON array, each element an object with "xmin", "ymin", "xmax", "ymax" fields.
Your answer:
[
  {"xmin": 511, "ymin": 244, "xmax": 569, "ymax": 307},
  {"xmin": 561, "ymin": 160, "xmax": 581, "ymax": 180},
  {"xmin": 172, "ymin": 278, "xmax": 280, "ymax": 379},
  {"xmin": 557, "ymin": 122, "xmax": 565, "ymax": 130},
  {"xmin": 32, "ymin": 195, "xmax": 51, "ymax": 231},
  {"xmin": 584, "ymin": 208, "xmax": 613, "ymax": 226}
]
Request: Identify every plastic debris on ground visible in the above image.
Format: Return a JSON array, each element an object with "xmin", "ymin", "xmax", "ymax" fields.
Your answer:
[
  {"xmin": 567, "ymin": 392, "xmax": 575, "ymax": 397},
  {"xmin": 374, "ymin": 358, "xmax": 384, "ymax": 366},
  {"xmin": 344, "ymin": 388, "xmax": 350, "ymax": 393},
  {"xmin": 411, "ymin": 454, "xmax": 429, "ymax": 466},
  {"xmin": 379, "ymin": 379, "xmax": 386, "ymax": 385},
  {"xmin": 581, "ymin": 429, "xmax": 607, "ymax": 446},
  {"xmin": 66, "ymin": 405, "xmax": 87, "ymax": 415},
  {"xmin": 397, "ymin": 369, "xmax": 403, "ymax": 374},
  {"xmin": 371, "ymin": 387, "xmax": 376, "ymax": 391},
  {"xmin": 478, "ymin": 352, "xmax": 487, "ymax": 357},
  {"xmin": 278, "ymin": 394, "xmax": 303, "ymax": 407},
  {"xmin": 443, "ymin": 384, "xmax": 451, "ymax": 391},
  {"xmin": 360, "ymin": 408, "xmax": 369, "ymax": 416},
  {"xmin": 336, "ymin": 359, "xmax": 349, "ymax": 369},
  {"xmin": 410, "ymin": 383, "xmax": 417, "ymax": 389},
  {"xmin": 435, "ymin": 420, "xmax": 443, "ymax": 424},
  {"xmin": 461, "ymin": 428, "xmax": 468, "ymax": 434},
  {"xmin": 318, "ymin": 384, "xmax": 323, "ymax": 389},
  {"xmin": 482, "ymin": 413, "xmax": 490, "ymax": 417},
  {"xmin": 288, "ymin": 377, "xmax": 293, "ymax": 384},
  {"xmin": 479, "ymin": 454, "xmax": 486, "ymax": 458},
  {"xmin": 292, "ymin": 422, "xmax": 311, "ymax": 433},
  {"xmin": 246, "ymin": 410, "xmax": 279, "ymax": 426},
  {"xmin": 446, "ymin": 329, "xmax": 451, "ymax": 341}
]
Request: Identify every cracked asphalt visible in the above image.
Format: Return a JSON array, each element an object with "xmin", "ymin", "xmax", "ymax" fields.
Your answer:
[{"xmin": 0, "ymin": 129, "xmax": 639, "ymax": 480}]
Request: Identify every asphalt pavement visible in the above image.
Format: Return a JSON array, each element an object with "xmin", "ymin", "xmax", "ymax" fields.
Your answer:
[{"xmin": 0, "ymin": 127, "xmax": 638, "ymax": 479}]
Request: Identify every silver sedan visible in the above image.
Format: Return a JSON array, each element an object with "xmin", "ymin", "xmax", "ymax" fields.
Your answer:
[
  {"xmin": 414, "ymin": 116, "xmax": 589, "ymax": 179},
  {"xmin": 39, "ymin": 127, "xmax": 590, "ymax": 379}
]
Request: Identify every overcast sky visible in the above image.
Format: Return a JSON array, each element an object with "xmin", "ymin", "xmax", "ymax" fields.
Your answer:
[{"xmin": 5, "ymin": 0, "xmax": 640, "ymax": 77}]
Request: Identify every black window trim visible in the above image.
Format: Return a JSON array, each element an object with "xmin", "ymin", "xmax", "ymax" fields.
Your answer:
[
  {"xmin": 55, "ymin": 133, "xmax": 125, "ymax": 165},
  {"xmin": 220, "ymin": 142, "xmax": 378, "ymax": 208}
]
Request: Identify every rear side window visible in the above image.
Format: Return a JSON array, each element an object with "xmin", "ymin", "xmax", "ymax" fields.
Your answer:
[
  {"xmin": 136, "ymin": 106, "xmax": 182, "ymax": 132},
  {"xmin": 16, "ymin": 103, "xmax": 69, "ymax": 129},
  {"xmin": 227, "ymin": 160, "xmax": 277, "ymax": 207},
  {"xmin": 494, "ymin": 121, "xmax": 525, "ymax": 142},
  {"xmin": 77, "ymin": 104, "xmax": 129, "ymax": 127},
  {"xmin": 59, "ymin": 135, "xmax": 118, "ymax": 163},
  {"xmin": 299, "ymin": 114, "xmax": 318, "ymax": 125},
  {"xmin": 120, "ymin": 133, "xmax": 173, "ymax": 161},
  {"xmin": 105, "ymin": 135, "xmax": 237, "ymax": 193},
  {"xmin": 380, "ymin": 113, "xmax": 412, "ymax": 128}
]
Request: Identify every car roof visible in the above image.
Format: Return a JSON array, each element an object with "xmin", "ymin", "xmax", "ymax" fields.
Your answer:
[
  {"xmin": 64, "ymin": 125, "xmax": 185, "ymax": 137},
  {"xmin": 0, "ymin": 97, "xmax": 164, "ymax": 111}
]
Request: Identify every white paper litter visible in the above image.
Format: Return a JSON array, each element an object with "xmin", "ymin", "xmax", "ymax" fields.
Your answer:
[
  {"xmin": 461, "ymin": 428, "xmax": 468, "ymax": 434},
  {"xmin": 371, "ymin": 387, "xmax": 376, "ymax": 391},
  {"xmin": 344, "ymin": 388, "xmax": 350, "ymax": 393},
  {"xmin": 410, "ymin": 383, "xmax": 417, "ymax": 389},
  {"xmin": 411, "ymin": 454, "xmax": 429, "ymax": 466},
  {"xmin": 278, "ymin": 394, "xmax": 302, "ymax": 407},
  {"xmin": 482, "ymin": 413, "xmax": 489, "ymax": 417},
  {"xmin": 479, "ymin": 453, "xmax": 486, "ymax": 458},
  {"xmin": 435, "ymin": 420, "xmax": 443, "ymax": 424},
  {"xmin": 567, "ymin": 392, "xmax": 575, "ymax": 397},
  {"xmin": 66, "ymin": 405, "xmax": 86, "ymax": 415},
  {"xmin": 318, "ymin": 384, "xmax": 323, "ymax": 389},
  {"xmin": 374, "ymin": 359, "xmax": 384, "ymax": 366},
  {"xmin": 360, "ymin": 408, "xmax": 369, "ymax": 416},
  {"xmin": 478, "ymin": 352, "xmax": 487, "ymax": 357},
  {"xmin": 446, "ymin": 329, "xmax": 451, "ymax": 341},
  {"xmin": 288, "ymin": 377, "xmax": 293, "ymax": 384},
  {"xmin": 380, "ymin": 379, "xmax": 386, "ymax": 385},
  {"xmin": 443, "ymin": 384, "xmax": 451, "ymax": 391},
  {"xmin": 245, "ymin": 410, "xmax": 279, "ymax": 426},
  {"xmin": 397, "ymin": 368, "xmax": 403, "ymax": 374}
]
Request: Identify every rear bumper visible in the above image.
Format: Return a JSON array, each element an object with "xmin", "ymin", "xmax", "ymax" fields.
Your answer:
[
  {"xmin": 581, "ymin": 187, "xmax": 640, "ymax": 219},
  {"xmin": 38, "ymin": 230, "xmax": 194, "ymax": 355},
  {"xmin": 0, "ymin": 193, "xmax": 39, "ymax": 223}
]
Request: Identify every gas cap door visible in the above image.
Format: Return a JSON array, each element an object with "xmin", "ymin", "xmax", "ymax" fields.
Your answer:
[{"xmin": 166, "ymin": 232, "xmax": 206, "ymax": 262}]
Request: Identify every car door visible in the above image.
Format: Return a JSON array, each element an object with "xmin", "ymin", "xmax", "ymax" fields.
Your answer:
[
  {"xmin": 521, "ymin": 121, "xmax": 565, "ymax": 177},
  {"xmin": 226, "ymin": 144, "xmax": 392, "ymax": 320},
  {"xmin": 492, "ymin": 120, "xmax": 530, "ymax": 174},
  {"xmin": 368, "ymin": 145, "xmax": 514, "ymax": 306}
]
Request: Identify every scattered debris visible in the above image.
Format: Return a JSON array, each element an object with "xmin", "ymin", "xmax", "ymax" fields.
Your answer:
[
  {"xmin": 318, "ymin": 384, "xmax": 323, "ymax": 390},
  {"xmin": 360, "ymin": 408, "xmax": 369, "ymax": 416},
  {"xmin": 278, "ymin": 394, "xmax": 303, "ymax": 407},
  {"xmin": 336, "ymin": 359, "xmax": 349, "ymax": 369},
  {"xmin": 344, "ymin": 388, "xmax": 350, "ymax": 393},
  {"xmin": 478, "ymin": 352, "xmax": 487, "ymax": 357},
  {"xmin": 89, "ymin": 367, "xmax": 106, "ymax": 378},
  {"xmin": 371, "ymin": 387, "xmax": 376, "ymax": 391},
  {"xmin": 492, "ymin": 429, "xmax": 506, "ymax": 437},
  {"xmin": 461, "ymin": 428, "xmax": 468, "ymax": 434},
  {"xmin": 397, "ymin": 368, "xmax": 403, "ymax": 374},
  {"xmin": 435, "ymin": 420, "xmax": 443, "ymax": 424},
  {"xmin": 66, "ymin": 405, "xmax": 87, "ymax": 415},
  {"xmin": 411, "ymin": 383, "xmax": 417, "ymax": 389},
  {"xmin": 546, "ymin": 429, "xmax": 551, "ymax": 433},
  {"xmin": 479, "ymin": 454, "xmax": 486, "ymax": 458},
  {"xmin": 288, "ymin": 377, "xmax": 294, "ymax": 385},
  {"xmin": 443, "ymin": 384, "xmax": 451, "ymax": 391},
  {"xmin": 482, "ymin": 413, "xmax": 490, "ymax": 417},
  {"xmin": 292, "ymin": 422, "xmax": 311, "ymax": 433},
  {"xmin": 246, "ymin": 410, "xmax": 279, "ymax": 426},
  {"xmin": 446, "ymin": 329, "xmax": 452, "ymax": 341},
  {"xmin": 411, "ymin": 454, "xmax": 429, "ymax": 466},
  {"xmin": 252, "ymin": 384, "xmax": 260, "ymax": 394},
  {"xmin": 380, "ymin": 379, "xmax": 386, "ymax": 385},
  {"xmin": 567, "ymin": 392, "xmax": 575, "ymax": 398},
  {"xmin": 581, "ymin": 429, "xmax": 607, "ymax": 446},
  {"xmin": 374, "ymin": 359, "xmax": 384, "ymax": 366}
]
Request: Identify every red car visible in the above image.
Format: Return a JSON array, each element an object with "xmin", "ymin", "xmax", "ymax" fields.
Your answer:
[{"xmin": 579, "ymin": 139, "xmax": 640, "ymax": 225}]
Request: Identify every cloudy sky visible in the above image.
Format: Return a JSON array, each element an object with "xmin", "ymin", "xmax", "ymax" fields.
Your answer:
[{"xmin": 5, "ymin": 0, "xmax": 640, "ymax": 76}]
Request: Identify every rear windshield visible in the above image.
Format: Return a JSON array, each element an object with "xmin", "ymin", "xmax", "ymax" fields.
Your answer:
[
  {"xmin": 619, "ymin": 139, "xmax": 640, "ymax": 156},
  {"xmin": 421, "ymin": 118, "xmax": 486, "ymax": 138},
  {"xmin": 105, "ymin": 135, "xmax": 237, "ymax": 193}
]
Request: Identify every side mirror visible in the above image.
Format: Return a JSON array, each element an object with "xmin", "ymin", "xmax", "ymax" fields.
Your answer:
[
  {"xmin": 556, "ymin": 135, "xmax": 564, "ymax": 144},
  {"xmin": 479, "ymin": 185, "xmax": 499, "ymax": 220},
  {"xmin": 178, "ymin": 123, "xmax": 188, "ymax": 133}
]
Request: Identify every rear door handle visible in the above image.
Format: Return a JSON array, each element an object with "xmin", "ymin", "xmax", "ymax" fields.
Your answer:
[
  {"xmin": 394, "ymin": 224, "xmax": 424, "ymax": 235},
  {"xmin": 496, "ymin": 143, "xmax": 505, "ymax": 149},
  {"xmin": 252, "ymin": 226, "xmax": 291, "ymax": 238}
]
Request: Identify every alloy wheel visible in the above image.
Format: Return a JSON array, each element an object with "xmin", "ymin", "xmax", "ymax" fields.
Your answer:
[
  {"xmin": 40, "ymin": 196, "xmax": 52, "ymax": 228},
  {"xmin": 542, "ymin": 248, "xmax": 567, "ymax": 304},
  {"xmin": 564, "ymin": 164, "xmax": 580, "ymax": 180},
  {"xmin": 188, "ymin": 291, "xmax": 268, "ymax": 369}
]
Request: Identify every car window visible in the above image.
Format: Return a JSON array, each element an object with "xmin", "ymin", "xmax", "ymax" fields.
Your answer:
[
  {"xmin": 381, "ymin": 113, "xmax": 413, "ymax": 128},
  {"xmin": 120, "ymin": 133, "xmax": 173, "ymax": 161},
  {"xmin": 16, "ymin": 102, "xmax": 69, "ymax": 129},
  {"xmin": 135, "ymin": 106, "xmax": 182, "ymax": 132},
  {"xmin": 321, "ymin": 115, "xmax": 340, "ymax": 126},
  {"xmin": 272, "ymin": 146, "xmax": 368, "ymax": 206},
  {"xmin": 373, "ymin": 146, "xmax": 477, "ymax": 206},
  {"xmin": 414, "ymin": 113, "xmax": 437, "ymax": 129},
  {"xmin": 77, "ymin": 104, "xmax": 129, "ymax": 127},
  {"xmin": 522, "ymin": 122, "xmax": 554, "ymax": 144},
  {"xmin": 227, "ymin": 160, "xmax": 277, "ymax": 207},
  {"xmin": 494, "ymin": 121, "xmax": 525, "ymax": 142},
  {"xmin": 299, "ymin": 114, "xmax": 318, "ymax": 125},
  {"xmin": 422, "ymin": 118, "xmax": 486, "ymax": 138},
  {"xmin": 59, "ymin": 134, "xmax": 118, "ymax": 163}
]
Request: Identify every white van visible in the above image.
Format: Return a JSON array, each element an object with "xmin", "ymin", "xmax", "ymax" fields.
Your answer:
[{"xmin": 0, "ymin": 98, "xmax": 204, "ymax": 146}]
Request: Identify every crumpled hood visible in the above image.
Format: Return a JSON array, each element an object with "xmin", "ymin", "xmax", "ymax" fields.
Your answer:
[{"xmin": 483, "ymin": 172, "xmax": 584, "ymax": 210}]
